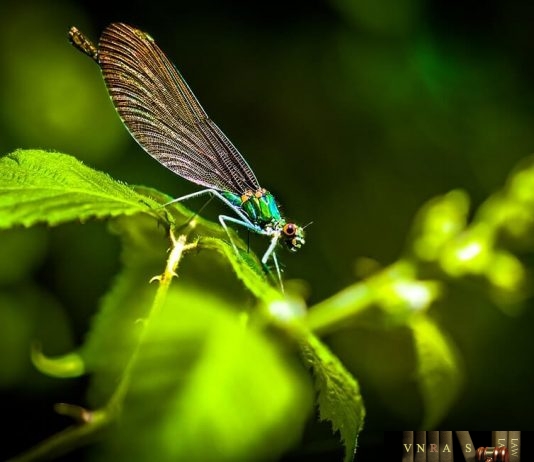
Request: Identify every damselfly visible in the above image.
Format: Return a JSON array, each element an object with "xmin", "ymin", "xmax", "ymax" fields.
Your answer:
[{"xmin": 68, "ymin": 23, "xmax": 305, "ymax": 288}]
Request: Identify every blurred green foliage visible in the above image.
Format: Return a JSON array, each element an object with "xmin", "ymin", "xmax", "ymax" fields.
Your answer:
[
  {"xmin": 2, "ymin": 0, "xmax": 534, "ymax": 460},
  {"xmin": 0, "ymin": 3, "xmax": 126, "ymax": 165}
]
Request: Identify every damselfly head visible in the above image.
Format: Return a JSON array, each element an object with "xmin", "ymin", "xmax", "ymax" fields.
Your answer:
[{"xmin": 282, "ymin": 222, "xmax": 305, "ymax": 252}]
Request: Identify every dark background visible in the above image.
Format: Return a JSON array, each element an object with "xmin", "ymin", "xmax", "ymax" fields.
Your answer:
[{"xmin": 1, "ymin": 0, "xmax": 534, "ymax": 460}]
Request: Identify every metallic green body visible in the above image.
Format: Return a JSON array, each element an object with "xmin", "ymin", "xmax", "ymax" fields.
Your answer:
[{"xmin": 222, "ymin": 190, "xmax": 283, "ymax": 227}]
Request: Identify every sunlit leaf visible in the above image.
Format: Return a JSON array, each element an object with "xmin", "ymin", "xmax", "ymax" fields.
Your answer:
[
  {"xmin": 80, "ymin": 214, "xmax": 169, "ymax": 405},
  {"xmin": 199, "ymin": 237, "xmax": 279, "ymax": 300},
  {"xmin": 410, "ymin": 315, "xmax": 462, "ymax": 428},
  {"xmin": 0, "ymin": 150, "xmax": 164, "ymax": 229},
  {"xmin": 103, "ymin": 288, "xmax": 313, "ymax": 462},
  {"xmin": 300, "ymin": 332, "xmax": 365, "ymax": 462},
  {"xmin": 410, "ymin": 190, "xmax": 469, "ymax": 262},
  {"xmin": 31, "ymin": 343, "xmax": 85, "ymax": 378}
]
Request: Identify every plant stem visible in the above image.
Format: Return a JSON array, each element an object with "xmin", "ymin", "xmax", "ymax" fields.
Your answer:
[
  {"xmin": 108, "ymin": 229, "xmax": 196, "ymax": 413},
  {"xmin": 9, "ymin": 228, "xmax": 196, "ymax": 462}
]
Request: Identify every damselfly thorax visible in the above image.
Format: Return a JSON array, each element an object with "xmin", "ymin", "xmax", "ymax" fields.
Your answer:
[{"xmin": 222, "ymin": 187, "xmax": 305, "ymax": 252}]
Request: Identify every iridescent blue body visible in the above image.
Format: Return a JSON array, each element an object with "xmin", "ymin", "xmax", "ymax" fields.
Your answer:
[{"xmin": 68, "ymin": 23, "xmax": 305, "ymax": 289}]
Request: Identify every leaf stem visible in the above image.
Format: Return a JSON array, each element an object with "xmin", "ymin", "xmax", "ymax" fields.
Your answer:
[
  {"xmin": 108, "ymin": 228, "xmax": 196, "ymax": 412},
  {"xmin": 9, "ymin": 227, "xmax": 196, "ymax": 462}
]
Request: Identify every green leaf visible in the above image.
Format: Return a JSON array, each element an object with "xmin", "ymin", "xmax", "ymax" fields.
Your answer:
[
  {"xmin": 31, "ymin": 343, "xmax": 85, "ymax": 378},
  {"xmin": 300, "ymin": 332, "xmax": 365, "ymax": 462},
  {"xmin": 81, "ymin": 214, "xmax": 170, "ymax": 406},
  {"xmin": 199, "ymin": 237, "xmax": 281, "ymax": 301},
  {"xmin": 409, "ymin": 189, "xmax": 469, "ymax": 262},
  {"xmin": 103, "ymin": 287, "xmax": 313, "ymax": 462},
  {"xmin": 0, "ymin": 149, "xmax": 164, "ymax": 229},
  {"xmin": 410, "ymin": 315, "xmax": 462, "ymax": 428}
]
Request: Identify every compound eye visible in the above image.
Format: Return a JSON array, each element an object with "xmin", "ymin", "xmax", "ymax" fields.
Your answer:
[{"xmin": 283, "ymin": 223, "xmax": 297, "ymax": 237}]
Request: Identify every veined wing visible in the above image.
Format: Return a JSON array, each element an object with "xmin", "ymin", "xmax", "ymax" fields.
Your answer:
[{"xmin": 97, "ymin": 23, "xmax": 260, "ymax": 194}]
